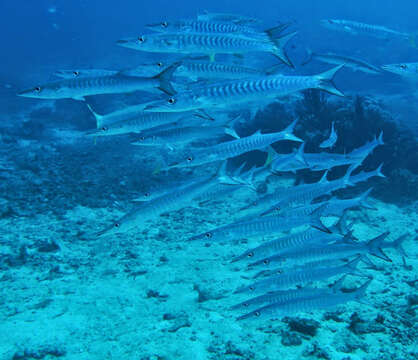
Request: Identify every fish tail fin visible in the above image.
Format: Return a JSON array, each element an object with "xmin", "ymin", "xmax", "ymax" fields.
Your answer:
[
  {"xmin": 85, "ymin": 103, "xmax": 104, "ymax": 129},
  {"xmin": 345, "ymin": 255, "xmax": 365, "ymax": 276},
  {"xmin": 368, "ymin": 231, "xmax": 392, "ymax": 262},
  {"xmin": 264, "ymin": 146, "xmax": 277, "ymax": 167},
  {"xmin": 264, "ymin": 23, "xmax": 291, "ymax": 38},
  {"xmin": 309, "ymin": 203, "xmax": 330, "ymax": 233},
  {"xmin": 294, "ymin": 143, "xmax": 308, "ymax": 166},
  {"xmin": 377, "ymin": 131, "xmax": 384, "ymax": 145},
  {"xmin": 316, "ymin": 64, "xmax": 345, "ymax": 97},
  {"xmin": 301, "ymin": 47, "xmax": 313, "ymax": 66},
  {"xmin": 343, "ymin": 164, "xmax": 357, "ymax": 187},
  {"xmin": 353, "ymin": 278, "xmax": 373, "ymax": 301},
  {"xmin": 282, "ymin": 119, "xmax": 303, "ymax": 142},
  {"xmin": 374, "ymin": 163, "xmax": 386, "ymax": 178},
  {"xmin": 268, "ymin": 31, "xmax": 298, "ymax": 68},
  {"xmin": 359, "ymin": 188, "xmax": 376, "ymax": 210},
  {"xmin": 331, "ymin": 275, "xmax": 347, "ymax": 292},
  {"xmin": 390, "ymin": 233, "xmax": 409, "ymax": 257},
  {"xmin": 154, "ymin": 62, "xmax": 180, "ymax": 95},
  {"xmin": 223, "ymin": 116, "xmax": 241, "ymax": 139}
]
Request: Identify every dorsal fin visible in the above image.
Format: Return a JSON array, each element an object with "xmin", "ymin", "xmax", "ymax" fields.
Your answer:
[{"xmin": 319, "ymin": 170, "xmax": 328, "ymax": 183}]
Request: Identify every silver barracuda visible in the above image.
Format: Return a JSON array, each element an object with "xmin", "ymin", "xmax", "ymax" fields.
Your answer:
[
  {"xmin": 165, "ymin": 120, "xmax": 302, "ymax": 169},
  {"xmin": 143, "ymin": 65, "xmax": 344, "ymax": 113},
  {"xmin": 320, "ymin": 19, "xmax": 410, "ymax": 40},
  {"xmin": 18, "ymin": 63, "xmax": 180, "ymax": 100},
  {"xmin": 117, "ymin": 31, "xmax": 297, "ymax": 67}
]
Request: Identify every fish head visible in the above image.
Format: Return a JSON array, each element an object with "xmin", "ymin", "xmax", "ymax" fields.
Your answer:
[
  {"xmin": 320, "ymin": 19, "xmax": 346, "ymax": 32},
  {"xmin": 381, "ymin": 63, "xmax": 414, "ymax": 76},
  {"xmin": 164, "ymin": 150, "xmax": 198, "ymax": 170},
  {"xmin": 145, "ymin": 21, "xmax": 180, "ymax": 33},
  {"xmin": 17, "ymin": 83, "xmax": 62, "ymax": 99},
  {"xmin": 127, "ymin": 61, "xmax": 169, "ymax": 78},
  {"xmin": 144, "ymin": 93, "xmax": 200, "ymax": 112},
  {"xmin": 54, "ymin": 70, "xmax": 82, "ymax": 79},
  {"xmin": 117, "ymin": 34, "xmax": 177, "ymax": 52},
  {"xmin": 86, "ymin": 123, "xmax": 125, "ymax": 137},
  {"xmin": 96, "ymin": 220, "xmax": 124, "ymax": 238},
  {"xmin": 132, "ymin": 134, "xmax": 159, "ymax": 146}
]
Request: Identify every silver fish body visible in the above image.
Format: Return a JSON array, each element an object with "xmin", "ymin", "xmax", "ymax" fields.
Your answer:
[
  {"xmin": 237, "ymin": 279, "xmax": 371, "ymax": 320},
  {"xmin": 167, "ymin": 120, "xmax": 302, "ymax": 169},
  {"xmin": 144, "ymin": 65, "xmax": 344, "ymax": 113},
  {"xmin": 321, "ymin": 19, "xmax": 409, "ymax": 40}
]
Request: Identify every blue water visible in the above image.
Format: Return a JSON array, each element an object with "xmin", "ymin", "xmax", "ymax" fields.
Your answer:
[{"xmin": 1, "ymin": 1, "xmax": 417, "ymax": 359}]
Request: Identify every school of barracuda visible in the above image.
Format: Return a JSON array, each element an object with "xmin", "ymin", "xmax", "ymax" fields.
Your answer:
[{"xmin": 18, "ymin": 13, "xmax": 410, "ymax": 321}]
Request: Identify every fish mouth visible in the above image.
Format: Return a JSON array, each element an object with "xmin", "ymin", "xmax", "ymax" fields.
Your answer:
[{"xmin": 144, "ymin": 102, "xmax": 166, "ymax": 111}]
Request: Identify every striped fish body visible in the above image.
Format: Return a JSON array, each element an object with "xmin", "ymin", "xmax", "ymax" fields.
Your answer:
[
  {"xmin": 54, "ymin": 69, "xmax": 119, "ymax": 79},
  {"xmin": 321, "ymin": 19, "xmax": 409, "ymax": 40},
  {"xmin": 18, "ymin": 75, "xmax": 160, "ymax": 100},
  {"xmin": 262, "ymin": 173, "xmax": 352, "ymax": 214},
  {"xmin": 147, "ymin": 20, "xmax": 268, "ymax": 40},
  {"xmin": 183, "ymin": 75, "xmax": 320, "ymax": 109},
  {"xmin": 97, "ymin": 173, "xmax": 219, "ymax": 237},
  {"xmin": 312, "ymin": 53, "xmax": 382, "ymax": 74},
  {"xmin": 189, "ymin": 213, "xmax": 316, "ymax": 242},
  {"xmin": 145, "ymin": 65, "xmax": 344, "ymax": 113},
  {"xmin": 91, "ymin": 112, "xmax": 192, "ymax": 137},
  {"xmin": 131, "ymin": 125, "xmax": 226, "ymax": 147},
  {"xmin": 231, "ymin": 287, "xmax": 328, "ymax": 311},
  {"xmin": 237, "ymin": 281, "xmax": 370, "ymax": 320},
  {"xmin": 232, "ymin": 228, "xmax": 341, "ymax": 262},
  {"xmin": 176, "ymin": 62, "xmax": 266, "ymax": 80},
  {"xmin": 118, "ymin": 33, "xmax": 275, "ymax": 55},
  {"xmin": 169, "ymin": 122, "xmax": 301, "ymax": 169},
  {"xmin": 236, "ymin": 261, "xmax": 356, "ymax": 294}
]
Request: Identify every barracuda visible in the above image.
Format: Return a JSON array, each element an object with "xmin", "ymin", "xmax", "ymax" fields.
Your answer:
[
  {"xmin": 144, "ymin": 65, "xmax": 344, "ymax": 112},
  {"xmin": 117, "ymin": 31, "xmax": 297, "ymax": 67},
  {"xmin": 86, "ymin": 109, "xmax": 197, "ymax": 137},
  {"xmin": 235, "ymin": 257, "xmax": 364, "ymax": 295},
  {"xmin": 188, "ymin": 204, "xmax": 329, "ymax": 243},
  {"xmin": 237, "ymin": 279, "xmax": 372, "ymax": 320},
  {"xmin": 320, "ymin": 19, "xmax": 410, "ymax": 40},
  {"xmin": 166, "ymin": 120, "xmax": 302, "ymax": 169},
  {"xmin": 146, "ymin": 19, "xmax": 287, "ymax": 42},
  {"xmin": 18, "ymin": 63, "xmax": 180, "ymax": 100},
  {"xmin": 303, "ymin": 50, "xmax": 383, "ymax": 74}
]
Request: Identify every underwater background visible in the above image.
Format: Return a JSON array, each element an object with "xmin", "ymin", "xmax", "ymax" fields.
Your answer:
[{"xmin": 0, "ymin": 0, "xmax": 417, "ymax": 359}]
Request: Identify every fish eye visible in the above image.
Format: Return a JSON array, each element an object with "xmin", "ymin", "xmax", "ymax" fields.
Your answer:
[
  {"xmin": 255, "ymin": 311, "xmax": 260, "ymax": 317},
  {"xmin": 400, "ymin": 64, "xmax": 407, "ymax": 69},
  {"xmin": 140, "ymin": 136, "xmax": 145, "ymax": 141},
  {"xmin": 161, "ymin": 21, "xmax": 168, "ymax": 27},
  {"xmin": 101, "ymin": 126, "xmax": 108, "ymax": 131},
  {"xmin": 247, "ymin": 252, "xmax": 254, "ymax": 258},
  {"xmin": 168, "ymin": 98, "xmax": 176, "ymax": 104},
  {"xmin": 263, "ymin": 259, "xmax": 270, "ymax": 265},
  {"xmin": 73, "ymin": 71, "xmax": 79, "ymax": 76},
  {"xmin": 249, "ymin": 286, "xmax": 255, "ymax": 291},
  {"xmin": 144, "ymin": 192, "xmax": 150, "ymax": 197},
  {"xmin": 275, "ymin": 206, "xmax": 280, "ymax": 211},
  {"xmin": 157, "ymin": 62, "xmax": 163, "ymax": 67},
  {"xmin": 34, "ymin": 86, "xmax": 41, "ymax": 92},
  {"xmin": 187, "ymin": 156, "xmax": 193, "ymax": 162},
  {"xmin": 114, "ymin": 223, "xmax": 120, "ymax": 228},
  {"xmin": 205, "ymin": 232, "xmax": 212, "ymax": 238},
  {"xmin": 243, "ymin": 303, "xmax": 249, "ymax": 307},
  {"xmin": 138, "ymin": 36, "xmax": 145, "ymax": 43}
]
